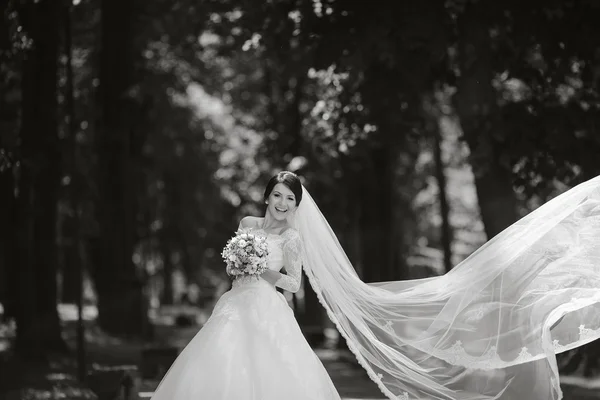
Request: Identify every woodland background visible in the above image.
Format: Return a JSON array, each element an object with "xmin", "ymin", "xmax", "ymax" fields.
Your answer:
[{"xmin": 1, "ymin": 0, "xmax": 600, "ymax": 397}]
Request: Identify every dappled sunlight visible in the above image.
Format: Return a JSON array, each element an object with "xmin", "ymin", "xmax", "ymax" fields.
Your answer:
[
  {"xmin": 2, "ymin": 0, "xmax": 600, "ymax": 399},
  {"xmin": 16, "ymin": 387, "xmax": 97, "ymax": 400},
  {"xmin": 57, "ymin": 304, "xmax": 97, "ymax": 322},
  {"xmin": 44, "ymin": 373, "xmax": 75, "ymax": 382}
]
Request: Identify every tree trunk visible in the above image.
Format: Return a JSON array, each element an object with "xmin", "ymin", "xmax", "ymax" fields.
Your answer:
[
  {"xmin": 161, "ymin": 170, "xmax": 180, "ymax": 304},
  {"xmin": 160, "ymin": 237, "xmax": 174, "ymax": 305},
  {"xmin": 60, "ymin": 8, "xmax": 82, "ymax": 305},
  {"xmin": 63, "ymin": 2, "xmax": 87, "ymax": 380},
  {"xmin": 93, "ymin": 0, "xmax": 147, "ymax": 336},
  {"xmin": 34, "ymin": 161, "xmax": 64, "ymax": 348},
  {"xmin": 60, "ymin": 213, "xmax": 80, "ymax": 303},
  {"xmin": 0, "ymin": 169, "xmax": 17, "ymax": 320},
  {"xmin": 0, "ymin": 0, "xmax": 20, "ymax": 322},
  {"xmin": 359, "ymin": 143, "xmax": 396, "ymax": 282},
  {"xmin": 434, "ymin": 129, "xmax": 453, "ymax": 272},
  {"xmin": 15, "ymin": 0, "xmax": 65, "ymax": 357},
  {"xmin": 428, "ymin": 110, "xmax": 453, "ymax": 273},
  {"xmin": 340, "ymin": 158, "xmax": 364, "ymax": 276},
  {"xmin": 454, "ymin": 2, "xmax": 519, "ymax": 239}
]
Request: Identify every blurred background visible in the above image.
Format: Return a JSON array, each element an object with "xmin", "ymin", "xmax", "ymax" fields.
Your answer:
[{"xmin": 1, "ymin": 0, "xmax": 600, "ymax": 399}]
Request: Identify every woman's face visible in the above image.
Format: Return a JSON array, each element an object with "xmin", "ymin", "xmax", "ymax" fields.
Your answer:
[{"xmin": 266, "ymin": 183, "xmax": 298, "ymax": 221}]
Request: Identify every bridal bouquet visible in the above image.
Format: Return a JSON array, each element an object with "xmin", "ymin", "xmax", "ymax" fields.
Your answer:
[{"xmin": 221, "ymin": 229, "xmax": 270, "ymax": 278}]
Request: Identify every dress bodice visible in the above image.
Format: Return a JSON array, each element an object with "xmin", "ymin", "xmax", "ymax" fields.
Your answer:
[
  {"xmin": 231, "ymin": 228, "xmax": 303, "ymax": 292},
  {"xmin": 260, "ymin": 231, "xmax": 286, "ymax": 272}
]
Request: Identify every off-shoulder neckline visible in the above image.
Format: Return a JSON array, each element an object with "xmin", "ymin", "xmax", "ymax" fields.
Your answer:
[{"xmin": 252, "ymin": 227, "xmax": 297, "ymax": 239}]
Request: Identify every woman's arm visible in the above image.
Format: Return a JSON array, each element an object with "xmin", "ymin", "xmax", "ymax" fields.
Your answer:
[{"xmin": 261, "ymin": 230, "xmax": 302, "ymax": 293}]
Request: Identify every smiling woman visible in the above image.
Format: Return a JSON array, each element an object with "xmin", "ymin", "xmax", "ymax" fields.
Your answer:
[
  {"xmin": 149, "ymin": 171, "xmax": 341, "ymax": 400},
  {"xmin": 237, "ymin": 172, "xmax": 303, "ymax": 234},
  {"xmin": 264, "ymin": 172, "xmax": 303, "ymax": 206},
  {"xmin": 265, "ymin": 181, "xmax": 299, "ymax": 217},
  {"xmin": 266, "ymin": 185, "xmax": 296, "ymax": 219}
]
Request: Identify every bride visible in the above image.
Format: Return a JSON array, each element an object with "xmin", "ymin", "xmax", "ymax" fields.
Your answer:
[
  {"xmin": 150, "ymin": 171, "xmax": 341, "ymax": 399},
  {"xmin": 151, "ymin": 171, "xmax": 600, "ymax": 400}
]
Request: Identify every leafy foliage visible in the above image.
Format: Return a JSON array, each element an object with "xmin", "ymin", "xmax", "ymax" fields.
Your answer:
[{"xmin": 1, "ymin": 0, "xmax": 599, "ymax": 370}]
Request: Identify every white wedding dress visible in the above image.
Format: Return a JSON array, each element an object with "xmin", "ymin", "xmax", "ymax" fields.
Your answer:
[
  {"xmin": 152, "ymin": 177, "xmax": 600, "ymax": 400},
  {"xmin": 150, "ymin": 228, "xmax": 341, "ymax": 400}
]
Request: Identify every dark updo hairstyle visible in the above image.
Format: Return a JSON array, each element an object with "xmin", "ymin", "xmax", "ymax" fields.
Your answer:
[{"xmin": 264, "ymin": 171, "xmax": 303, "ymax": 206}]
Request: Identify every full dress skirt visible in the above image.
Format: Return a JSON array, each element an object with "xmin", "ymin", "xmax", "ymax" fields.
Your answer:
[{"xmin": 150, "ymin": 278, "xmax": 341, "ymax": 400}]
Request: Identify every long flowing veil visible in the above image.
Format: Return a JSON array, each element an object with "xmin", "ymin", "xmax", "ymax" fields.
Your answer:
[{"xmin": 291, "ymin": 176, "xmax": 600, "ymax": 400}]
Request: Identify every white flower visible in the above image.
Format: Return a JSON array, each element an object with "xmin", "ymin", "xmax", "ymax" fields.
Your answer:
[{"xmin": 222, "ymin": 230, "xmax": 270, "ymax": 278}]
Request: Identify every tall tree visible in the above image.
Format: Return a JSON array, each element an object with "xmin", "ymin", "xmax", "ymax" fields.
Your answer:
[
  {"xmin": 424, "ymin": 96, "xmax": 453, "ymax": 273},
  {"xmin": 453, "ymin": 1, "xmax": 520, "ymax": 239},
  {"xmin": 93, "ymin": 0, "xmax": 147, "ymax": 335},
  {"xmin": 338, "ymin": 2, "xmax": 447, "ymax": 281},
  {"xmin": 0, "ymin": 167, "xmax": 16, "ymax": 321},
  {"xmin": 0, "ymin": 0, "xmax": 20, "ymax": 321},
  {"xmin": 14, "ymin": 0, "xmax": 65, "ymax": 356}
]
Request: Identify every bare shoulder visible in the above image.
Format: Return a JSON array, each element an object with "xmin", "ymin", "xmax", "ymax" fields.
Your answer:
[{"xmin": 239, "ymin": 216, "xmax": 263, "ymax": 229}]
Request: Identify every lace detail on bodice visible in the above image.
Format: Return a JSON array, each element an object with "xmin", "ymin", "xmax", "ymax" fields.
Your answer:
[{"xmin": 232, "ymin": 228, "xmax": 303, "ymax": 292}]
